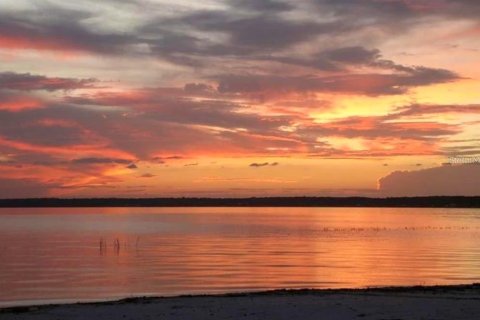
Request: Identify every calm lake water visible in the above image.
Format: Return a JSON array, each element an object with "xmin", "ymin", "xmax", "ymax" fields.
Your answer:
[{"xmin": 1, "ymin": 207, "xmax": 480, "ymax": 307}]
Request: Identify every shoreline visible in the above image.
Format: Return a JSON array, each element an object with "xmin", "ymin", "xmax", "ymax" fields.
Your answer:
[{"xmin": 2, "ymin": 283, "xmax": 480, "ymax": 319}]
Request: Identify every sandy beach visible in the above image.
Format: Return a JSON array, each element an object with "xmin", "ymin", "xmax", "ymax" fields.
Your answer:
[{"xmin": 1, "ymin": 284, "xmax": 480, "ymax": 320}]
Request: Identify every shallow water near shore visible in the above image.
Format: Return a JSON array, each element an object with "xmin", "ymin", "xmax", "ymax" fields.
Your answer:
[{"xmin": 1, "ymin": 207, "xmax": 480, "ymax": 307}]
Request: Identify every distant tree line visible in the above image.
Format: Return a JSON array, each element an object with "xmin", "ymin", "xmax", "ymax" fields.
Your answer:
[{"xmin": 0, "ymin": 196, "xmax": 479, "ymax": 208}]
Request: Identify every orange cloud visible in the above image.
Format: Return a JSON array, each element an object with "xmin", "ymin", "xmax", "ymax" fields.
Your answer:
[
  {"xmin": 0, "ymin": 96, "xmax": 43, "ymax": 111},
  {"xmin": 0, "ymin": 136, "xmax": 133, "ymax": 159}
]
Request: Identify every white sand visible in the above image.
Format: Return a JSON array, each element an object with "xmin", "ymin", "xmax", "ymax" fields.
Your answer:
[{"xmin": 2, "ymin": 285, "xmax": 480, "ymax": 320}]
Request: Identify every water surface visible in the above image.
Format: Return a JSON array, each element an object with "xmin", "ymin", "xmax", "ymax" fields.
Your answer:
[{"xmin": 1, "ymin": 207, "xmax": 480, "ymax": 307}]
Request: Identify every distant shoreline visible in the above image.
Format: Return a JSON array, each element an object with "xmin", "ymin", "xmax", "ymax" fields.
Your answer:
[
  {"xmin": 0, "ymin": 196, "xmax": 479, "ymax": 208},
  {"xmin": 2, "ymin": 283, "xmax": 480, "ymax": 320}
]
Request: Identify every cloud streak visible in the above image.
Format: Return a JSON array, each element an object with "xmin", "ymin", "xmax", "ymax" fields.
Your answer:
[
  {"xmin": 0, "ymin": 72, "xmax": 95, "ymax": 91},
  {"xmin": 249, "ymin": 162, "xmax": 279, "ymax": 167}
]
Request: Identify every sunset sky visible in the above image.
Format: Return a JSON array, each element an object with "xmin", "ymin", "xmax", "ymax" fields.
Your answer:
[{"xmin": 0, "ymin": 0, "xmax": 479, "ymax": 198}]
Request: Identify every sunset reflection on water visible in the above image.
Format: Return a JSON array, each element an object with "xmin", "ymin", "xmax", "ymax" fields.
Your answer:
[{"xmin": 1, "ymin": 207, "xmax": 480, "ymax": 307}]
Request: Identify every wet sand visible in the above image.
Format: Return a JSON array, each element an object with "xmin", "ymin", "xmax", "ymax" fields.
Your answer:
[{"xmin": 2, "ymin": 284, "xmax": 480, "ymax": 320}]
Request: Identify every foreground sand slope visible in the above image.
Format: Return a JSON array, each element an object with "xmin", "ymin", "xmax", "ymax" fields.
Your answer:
[{"xmin": 2, "ymin": 285, "xmax": 480, "ymax": 320}]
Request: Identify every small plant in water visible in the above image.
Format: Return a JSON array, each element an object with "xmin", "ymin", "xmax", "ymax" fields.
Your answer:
[
  {"xmin": 98, "ymin": 236, "xmax": 141, "ymax": 255},
  {"xmin": 113, "ymin": 238, "xmax": 121, "ymax": 254},
  {"xmin": 99, "ymin": 237, "xmax": 107, "ymax": 254}
]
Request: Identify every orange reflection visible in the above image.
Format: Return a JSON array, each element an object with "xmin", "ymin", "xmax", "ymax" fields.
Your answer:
[{"xmin": 1, "ymin": 207, "xmax": 480, "ymax": 307}]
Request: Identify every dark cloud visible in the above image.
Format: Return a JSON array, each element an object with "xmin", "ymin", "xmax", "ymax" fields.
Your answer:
[
  {"xmin": 267, "ymin": 46, "xmax": 382, "ymax": 72},
  {"xmin": 184, "ymin": 83, "xmax": 216, "ymax": 95},
  {"xmin": 126, "ymin": 163, "xmax": 138, "ymax": 169},
  {"xmin": 173, "ymin": 9, "xmax": 347, "ymax": 55},
  {"xmin": 0, "ymin": 0, "xmax": 478, "ymax": 68},
  {"xmin": 249, "ymin": 162, "xmax": 279, "ymax": 167},
  {"xmin": 0, "ymin": 110, "xmax": 94, "ymax": 147},
  {"xmin": 213, "ymin": 46, "xmax": 460, "ymax": 96},
  {"xmin": 272, "ymin": 46, "xmax": 416, "ymax": 72},
  {"xmin": 139, "ymin": 6, "xmax": 350, "ymax": 67},
  {"xmin": 152, "ymin": 156, "xmax": 184, "ymax": 162},
  {"xmin": 151, "ymin": 157, "xmax": 165, "ymax": 164},
  {"xmin": 379, "ymin": 164, "xmax": 480, "ymax": 196},
  {"xmin": 143, "ymin": 29, "xmax": 207, "ymax": 66},
  {"xmin": 141, "ymin": 99, "xmax": 289, "ymax": 132},
  {"xmin": 303, "ymin": 115, "xmax": 459, "ymax": 140},
  {"xmin": 0, "ymin": 97, "xmax": 295, "ymax": 159},
  {"xmin": 215, "ymin": 17, "xmax": 333, "ymax": 50},
  {"xmin": 450, "ymin": 0, "xmax": 480, "ymax": 16},
  {"xmin": 321, "ymin": 46, "xmax": 381, "ymax": 65},
  {"xmin": 312, "ymin": 0, "xmax": 480, "ymax": 24},
  {"xmin": 184, "ymin": 162, "xmax": 199, "ymax": 167},
  {"xmin": 231, "ymin": 0, "xmax": 293, "ymax": 13},
  {"xmin": 250, "ymin": 162, "xmax": 269, "ymax": 167},
  {"xmin": 216, "ymin": 66, "xmax": 459, "ymax": 96},
  {"xmin": 0, "ymin": 72, "xmax": 95, "ymax": 91},
  {"xmin": 312, "ymin": 0, "xmax": 419, "ymax": 20},
  {"xmin": 71, "ymin": 157, "xmax": 133, "ymax": 165},
  {"xmin": 392, "ymin": 104, "xmax": 480, "ymax": 117},
  {"xmin": 0, "ymin": 9, "xmax": 133, "ymax": 54},
  {"xmin": 140, "ymin": 173, "xmax": 155, "ymax": 178},
  {"xmin": 69, "ymin": 90, "xmax": 292, "ymax": 134},
  {"xmin": 396, "ymin": 67, "xmax": 460, "ymax": 87}
]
